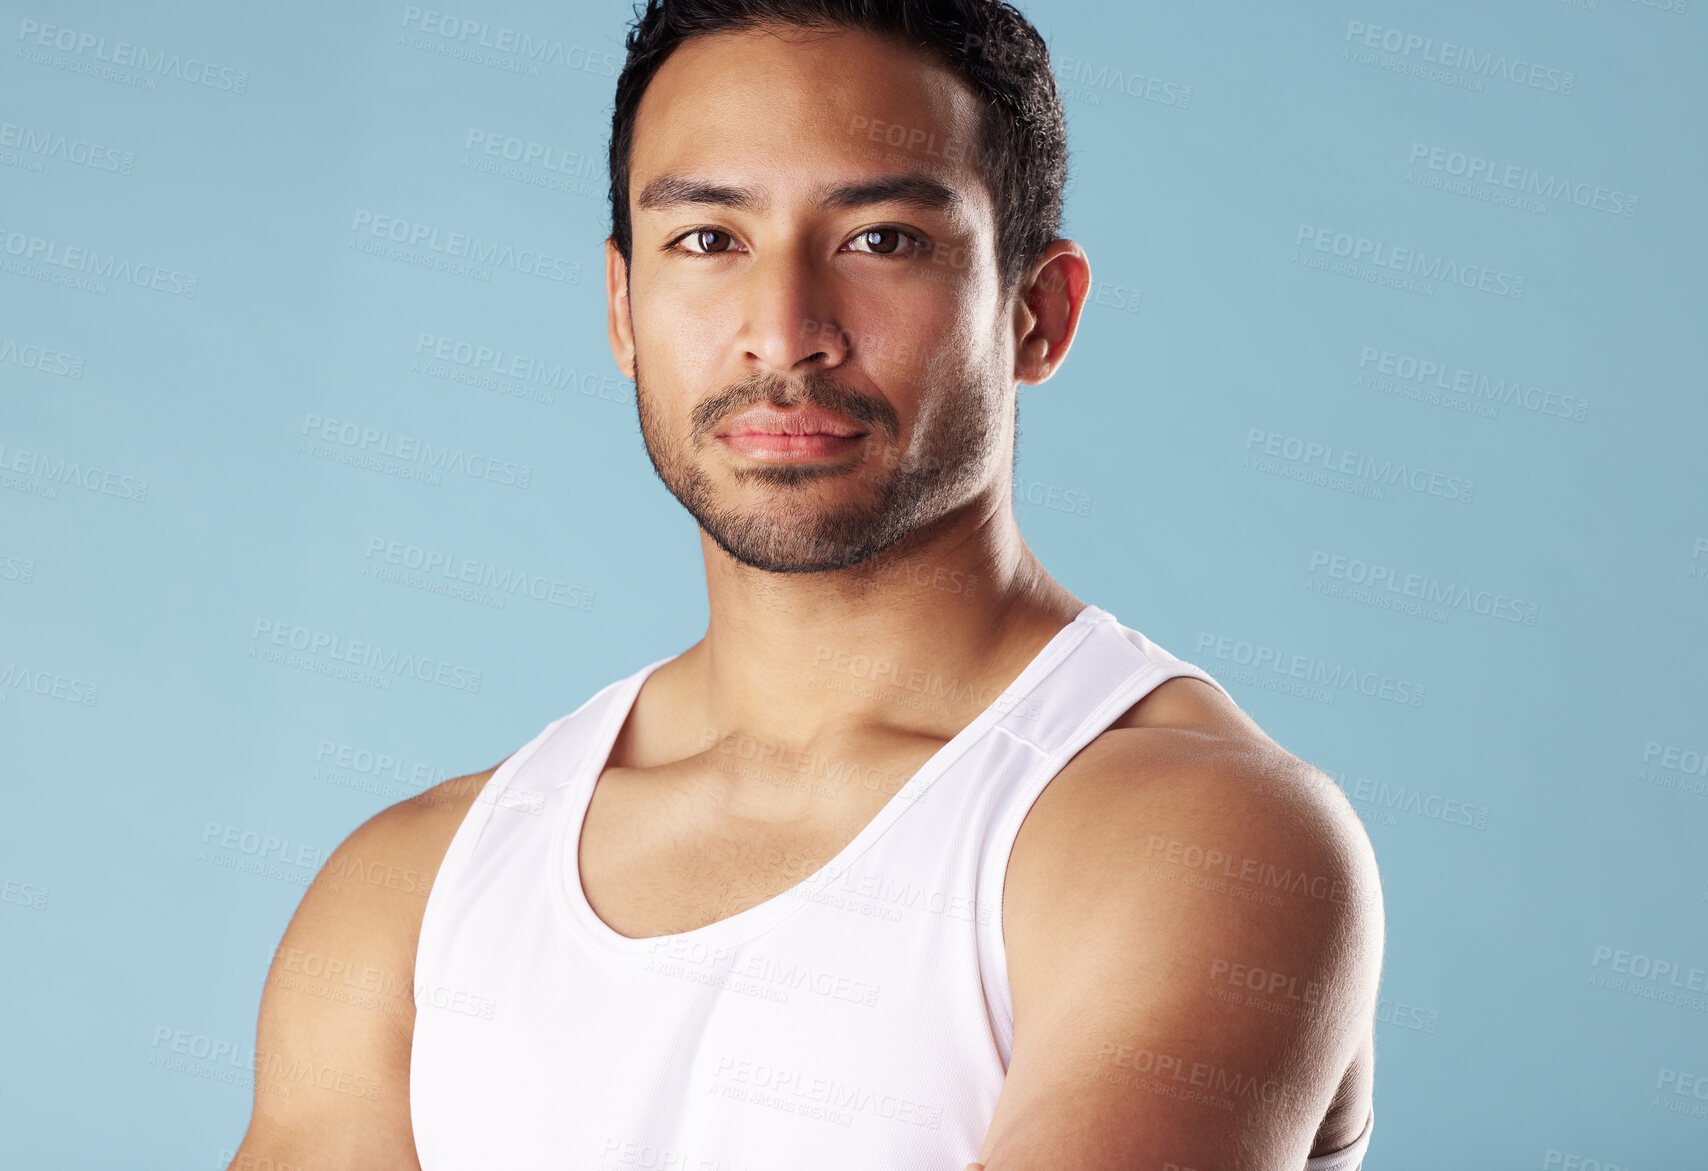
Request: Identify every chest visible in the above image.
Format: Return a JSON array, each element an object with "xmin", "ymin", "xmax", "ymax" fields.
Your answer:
[
  {"xmin": 416, "ymin": 790, "xmax": 1011, "ymax": 1168},
  {"xmin": 577, "ymin": 750, "xmax": 955, "ymax": 940}
]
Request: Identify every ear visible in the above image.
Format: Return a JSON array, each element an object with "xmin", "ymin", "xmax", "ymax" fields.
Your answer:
[
  {"xmin": 1011, "ymin": 240, "xmax": 1091, "ymax": 386},
  {"xmin": 606, "ymin": 237, "xmax": 636, "ymax": 381}
]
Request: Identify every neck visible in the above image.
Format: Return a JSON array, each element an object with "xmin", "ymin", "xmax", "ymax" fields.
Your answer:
[{"xmin": 677, "ymin": 495, "xmax": 1085, "ymax": 757}]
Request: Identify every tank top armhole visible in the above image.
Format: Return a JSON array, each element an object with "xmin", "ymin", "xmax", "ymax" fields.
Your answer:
[
  {"xmin": 412, "ymin": 710, "xmax": 575, "ymax": 1001},
  {"xmin": 1303, "ymin": 1104, "xmax": 1373, "ymax": 1171},
  {"xmin": 1144, "ymin": 654, "xmax": 1231, "ymax": 703},
  {"xmin": 973, "ymin": 657, "xmax": 1179, "ymax": 1071}
]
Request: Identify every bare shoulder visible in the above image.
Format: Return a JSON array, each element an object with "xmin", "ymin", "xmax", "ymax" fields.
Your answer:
[
  {"xmin": 224, "ymin": 759, "xmax": 508, "ymax": 1171},
  {"xmin": 1006, "ymin": 683, "xmax": 1383, "ymax": 950},
  {"xmin": 1078, "ymin": 672, "xmax": 1377, "ymax": 876},
  {"xmin": 988, "ymin": 678, "xmax": 1385, "ymax": 1166}
]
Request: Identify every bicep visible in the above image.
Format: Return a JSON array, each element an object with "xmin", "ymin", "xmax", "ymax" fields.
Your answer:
[
  {"xmin": 227, "ymin": 804, "xmax": 439, "ymax": 1171},
  {"xmin": 979, "ymin": 756, "xmax": 1384, "ymax": 1171}
]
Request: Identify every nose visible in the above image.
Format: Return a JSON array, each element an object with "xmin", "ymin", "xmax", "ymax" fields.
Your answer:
[{"xmin": 737, "ymin": 250, "xmax": 851, "ymax": 375}]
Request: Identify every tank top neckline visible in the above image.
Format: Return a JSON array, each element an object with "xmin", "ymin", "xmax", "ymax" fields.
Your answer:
[{"xmin": 548, "ymin": 602, "xmax": 1112, "ymax": 958}]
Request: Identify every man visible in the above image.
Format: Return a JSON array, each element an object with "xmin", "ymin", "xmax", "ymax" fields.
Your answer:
[{"xmin": 227, "ymin": 2, "xmax": 1383, "ymax": 1168}]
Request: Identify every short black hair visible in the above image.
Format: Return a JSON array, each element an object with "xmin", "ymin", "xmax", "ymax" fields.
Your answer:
[{"xmin": 607, "ymin": 0, "xmax": 1067, "ymax": 294}]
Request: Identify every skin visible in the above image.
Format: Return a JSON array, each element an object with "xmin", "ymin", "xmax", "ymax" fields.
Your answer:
[
  {"xmin": 606, "ymin": 22, "xmax": 1095, "ymax": 733},
  {"xmin": 224, "ymin": 21, "xmax": 1381, "ymax": 1171}
]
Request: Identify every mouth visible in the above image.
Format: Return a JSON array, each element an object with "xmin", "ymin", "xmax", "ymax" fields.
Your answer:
[{"xmin": 714, "ymin": 405, "xmax": 871, "ymax": 461}]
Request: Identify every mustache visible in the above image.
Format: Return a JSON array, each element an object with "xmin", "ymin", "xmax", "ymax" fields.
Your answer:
[{"xmin": 691, "ymin": 371, "xmax": 897, "ymax": 441}]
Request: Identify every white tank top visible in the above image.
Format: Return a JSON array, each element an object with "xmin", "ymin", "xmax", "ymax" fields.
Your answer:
[{"xmin": 410, "ymin": 602, "xmax": 1375, "ymax": 1170}]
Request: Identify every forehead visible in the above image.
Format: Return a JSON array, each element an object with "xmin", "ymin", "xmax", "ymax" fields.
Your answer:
[{"xmin": 630, "ymin": 24, "xmax": 990, "ymax": 214}]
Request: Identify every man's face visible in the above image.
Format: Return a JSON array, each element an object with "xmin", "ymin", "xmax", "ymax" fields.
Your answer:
[{"xmin": 610, "ymin": 24, "xmax": 1015, "ymax": 574}]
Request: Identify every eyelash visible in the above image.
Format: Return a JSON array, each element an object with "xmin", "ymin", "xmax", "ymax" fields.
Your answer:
[{"xmin": 663, "ymin": 225, "xmax": 929, "ymax": 260}]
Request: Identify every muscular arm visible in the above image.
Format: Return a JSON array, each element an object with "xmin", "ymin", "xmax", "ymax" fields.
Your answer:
[
  {"xmin": 223, "ymin": 768, "xmax": 500, "ymax": 1171},
  {"xmin": 971, "ymin": 737, "xmax": 1385, "ymax": 1171}
]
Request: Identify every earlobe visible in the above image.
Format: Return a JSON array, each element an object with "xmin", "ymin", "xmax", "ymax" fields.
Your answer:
[{"xmin": 1022, "ymin": 335, "xmax": 1049, "ymax": 380}]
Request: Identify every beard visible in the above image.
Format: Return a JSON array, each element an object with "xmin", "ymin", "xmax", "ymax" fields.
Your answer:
[{"xmin": 633, "ymin": 351, "xmax": 1000, "ymax": 575}]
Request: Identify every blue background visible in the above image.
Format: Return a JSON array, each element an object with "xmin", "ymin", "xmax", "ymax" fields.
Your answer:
[{"xmin": 2, "ymin": 1, "xmax": 1705, "ymax": 1166}]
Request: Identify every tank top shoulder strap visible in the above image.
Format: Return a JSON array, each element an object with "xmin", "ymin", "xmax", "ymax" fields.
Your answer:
[
  {"xmin": 497, "ymin": 653, "xmax": 681, "ymax": 788},
  {"xmin": 417, "ymin": 658, "xmax": 678, "ymax": 966},
  {"xmin": 983, "ymin": 604, "xmax": 1229, "ymax": 753}
]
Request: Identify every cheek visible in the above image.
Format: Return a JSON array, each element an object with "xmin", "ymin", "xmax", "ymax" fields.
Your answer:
[
  {"xmin": 919, "ymin": 312, "xmax": 993, "ymax": 383},
  {"xmin": 852, "ymin": 287, "xmax": 976, "ymax": 373},
  {"xmin": 634, "ymin": 294, "xmax": 724, "ymax": 370}
]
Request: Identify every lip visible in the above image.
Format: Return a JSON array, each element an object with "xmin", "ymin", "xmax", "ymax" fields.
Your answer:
[
  {"xmin": 715, "ymin": 405, "xmax": 870, "ymax": 439},
  {"xmin": 716, "ymin": 432, "xmax": 867, "ymax": 460},
  {"xmin": 713, "ymin": 404, "xmax": 871, "ymax": 461}
]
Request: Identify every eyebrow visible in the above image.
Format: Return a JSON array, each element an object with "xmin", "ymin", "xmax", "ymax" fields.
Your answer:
[{"xmin": 635, "ymin": 173, "xmax": 962, "ymax": 216}]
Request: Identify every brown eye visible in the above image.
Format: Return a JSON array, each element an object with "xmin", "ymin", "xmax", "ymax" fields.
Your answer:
[
  {"xmin": 681, "ymin": 229, "xmax": 734, "ymax": 254},
  {"xmin": 846, "ymin": 227, "xmax": 923, "ymax": 257},
  {"xmin": 865, "ymin": 229, "xmax": 900, "ymax": 254},
  {"xmin": 862, "ymin": 229, "xmax": 901, "ymax": 254}
]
